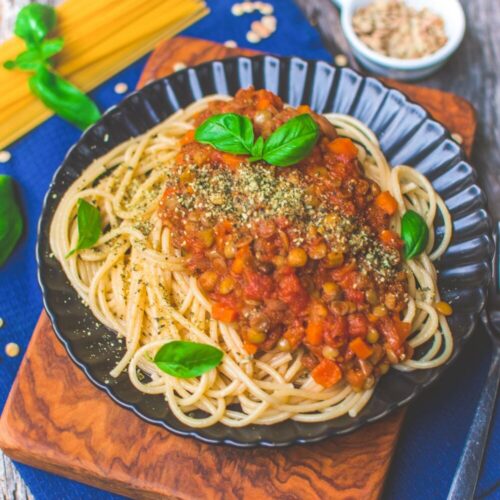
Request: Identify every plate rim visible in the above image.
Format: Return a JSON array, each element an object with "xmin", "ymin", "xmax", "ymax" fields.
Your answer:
[{"xmin": 36, "ymin": 54, "xmax": 492, "ymax": 448}]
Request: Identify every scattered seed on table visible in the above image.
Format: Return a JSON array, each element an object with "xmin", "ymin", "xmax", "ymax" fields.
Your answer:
[
  {"xmin": 231, "ymin": 3, "xmax": 243, "ymax": 16},
  {"xmin": 335, "ymin": 54, "xmax": 349, "ymax": 67},
  {"xmin": 251, "ymin": 20, "xmax": 271, "ymax": 38},
  {"xmin": 5, "ymin": 342, "xmax": 19, "ymax": 357},
  {"xmin": 261, "ymin": 15, "xmax": 277, "ymax": 30},
  {"xmin": 224, "ymin": 40, "xmax": 238, "ymax": 48},
  {"xmin": 114, "ymin": 82, "xmax": 128, "ymax": 94},
  {"xmin": 260, "ymin": 3, "xmax": 274, "ymax": 14},
  {"xmin": 173, "ymin": 62, "xmax": 187, "ymax": 72},
  {"xmin": 246, "ymin": 31, "xmax": 261, "ymax": 43},
  {"xmin": 241, "ymin": 1, "xmax": 255, "ymax": 13},
  {"xmin": 451, "ymin": 132, "xmax": 463, "ymax": 144},
  {"xmin": 0, "ymin": 150, "xmax": 11, "ymax": 163}
]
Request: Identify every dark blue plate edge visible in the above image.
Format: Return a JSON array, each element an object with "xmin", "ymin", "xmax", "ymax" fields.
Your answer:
[{"xmin": 35, "ymin": 54, "xmax": 493, "ymax": 448}]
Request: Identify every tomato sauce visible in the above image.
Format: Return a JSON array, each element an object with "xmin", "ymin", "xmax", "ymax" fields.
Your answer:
[{"xmin": 159, "ymin": 88, "xmax": 411, "ymax": 391}]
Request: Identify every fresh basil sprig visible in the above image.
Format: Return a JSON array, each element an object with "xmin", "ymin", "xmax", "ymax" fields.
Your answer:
[
  {"xmin": 195, "ymin": 113, "xmax": 255, "ymax": 155},
  {"xmin": 401, "ymin": 210, "xmax": 429, "ymax": 259},
  {"xmin": 195, "ymin": 112, "xmax": 320, "ymax": 167},
  {"xmin": 262, "ymin": 114, "xmax": 320, "ymax": 167},
  {"xmin": 66, "ymin": 199, "xmax": 102, "ymax": 258},
  {"xmin": 154, "ymin": 341, "xmax": 224, "ymax": 379},
  {"xmin": 4, "ymin": 3, "xmax": 101, "ymax": 129},
  {"xmin": 0, "ymin": 175, "xmax": 24, "ymax": 267}
]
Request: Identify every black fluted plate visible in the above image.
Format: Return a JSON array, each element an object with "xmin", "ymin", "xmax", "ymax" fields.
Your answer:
[{"xmin": 37, "ymin": 56, "xmax": 492, "ymax": 447}]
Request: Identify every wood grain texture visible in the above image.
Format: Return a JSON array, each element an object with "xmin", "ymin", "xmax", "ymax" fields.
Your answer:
[
  {"xmin": 0, "ymin": 37, "xmax": 476, "ymax": 500},
  {"xmin": 0, "ymin": 313, "xmax": 402, "ymax": 500}
]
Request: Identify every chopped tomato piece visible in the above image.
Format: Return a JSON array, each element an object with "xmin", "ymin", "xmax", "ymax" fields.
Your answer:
[
  {"xmin": 306, "ymin": 320, "xmax": 324, "ymax": 346},
  {"xmin": 378, "ymin": 316, "xmax": 407, "ymax": 354},
  {"xmin": 312, "ymin": 359, "xmax": 342, "ymax": 388},
  {"xmin": 243, "ymin": 272, "xmax": 274, "ymax": 300},
  {"xmin": 278, "ymin": 269, "xmax": 309, "ymax": 312},
  {"xmin": 349, "ymin": 337, "xmax": 373, "ymax": 360},
  {"xmin": 375, "ymin": 191, "xmax": 398, "ymax": 215},
  {"xmin": 327, "ymin": 138, "xmax": 358, "ymax": 160},
  {"xmin": 347, "ymin": 313, "xmax": 368, "ymax": 337},
  {"xmin": 212, "ymin": 303, "xmax": 238, "ymax": 323},
  {"xmin": 284, "ymin": 325, "xmax": 305, "ymax": 349},
  {"xmin": 344, "ymin": 288, "xmax": 365, "ymax": 304}
]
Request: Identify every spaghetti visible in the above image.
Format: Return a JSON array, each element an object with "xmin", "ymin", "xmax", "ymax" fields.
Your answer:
[{"xmin": 50, "ymin": 91, "xmax": 453, "ymax": 428}]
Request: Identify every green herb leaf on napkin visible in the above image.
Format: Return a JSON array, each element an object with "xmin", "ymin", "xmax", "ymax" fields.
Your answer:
[{"xmin": 0, "ymin": 175, "xmax": 24, "ymax": 267}]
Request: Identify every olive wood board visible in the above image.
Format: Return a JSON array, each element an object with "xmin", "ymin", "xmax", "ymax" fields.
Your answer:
[{"xmin": 0, "ymin": 37, "xmax": 476, "ymax": 500}]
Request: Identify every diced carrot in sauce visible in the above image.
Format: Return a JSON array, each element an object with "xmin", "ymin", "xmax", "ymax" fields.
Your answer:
[
  {"xmin": 375, "ymin": 191, "xmax": 398, "ymax": 215},
  {"xmin": 231, "ymin": 257, "xmax": 245, "ymax": 274},
  {"xmin": 243, "ymin": 342, "xmax": 258, "ymax": 355},
  {"xmin": 327, "ymin": 138, "xmax": 358, "ymax": 160},
  {"xmin": 256, "ymin": 98, "xmax": 272, "ymax": 110},
  {"xmin": 297, "ymin": 105, "xmax": 312, "ymax": 114},
  {"xmin": 222, "ymin": 153, "xmax": 243, "ymax": 169},
  {"xmin": 379, "ymin": 229, "xmax": 403, "ymax": 249},
  {"xmin": 312, "ymin": 359, "xmax": 343, "ymax": 388},
  {"xmin": 180, "ymin": 129, "xmax": 195, "ymax": 145},
  {"xmin": 349, "ymin": 337, "xmax": 373, "ymax": 360},
  {"xmin": 306, "ymin": 320, "xmax": 324, "ymax": 346},
  {"xmin": 212, "ymin": 303, "xmax": 238, "ymax": 323}
]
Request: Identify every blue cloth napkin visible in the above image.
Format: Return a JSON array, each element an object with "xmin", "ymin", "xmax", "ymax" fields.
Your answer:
[{"xmin": 0, "ymin": 1, "xmax": 498, "ymax": 498}]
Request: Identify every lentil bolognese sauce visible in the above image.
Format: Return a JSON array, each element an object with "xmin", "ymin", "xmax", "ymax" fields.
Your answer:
[
  {"xmin": 50, "ymin": 87, "xmax": 454, "ymax": 427},
  {"xmin": 160, "ymin": 88, "xmax": 410, "ymax": 391}
]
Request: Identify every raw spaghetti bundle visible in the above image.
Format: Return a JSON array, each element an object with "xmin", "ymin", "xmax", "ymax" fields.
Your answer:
[{"xmin": 0, "ymin": 0, "xmax": 208, "ymax": 149}]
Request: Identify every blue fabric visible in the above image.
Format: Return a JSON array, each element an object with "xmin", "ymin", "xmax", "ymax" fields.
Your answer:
[{"xmin": 0, "ymin": 0, "xmax": 498, "ymax": 498}]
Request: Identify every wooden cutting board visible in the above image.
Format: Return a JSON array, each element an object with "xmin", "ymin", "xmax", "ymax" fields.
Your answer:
[{"xmin": 0, "ymin": 37, "xmax": 476, "ymax": 500}]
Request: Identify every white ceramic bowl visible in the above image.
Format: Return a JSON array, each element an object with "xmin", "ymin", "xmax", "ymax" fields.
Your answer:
[{"xmin": 333, "ymin": 0, "xmax": 466, "ymax": 80}]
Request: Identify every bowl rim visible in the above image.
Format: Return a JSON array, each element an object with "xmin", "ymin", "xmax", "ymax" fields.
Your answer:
[
  {"xmin": 36, "ymin": 54, "xmax": 491, "ymax": 448},
  {"xmin": 339, "ymin": 0, "xmax": 466, "ymax": 70}
]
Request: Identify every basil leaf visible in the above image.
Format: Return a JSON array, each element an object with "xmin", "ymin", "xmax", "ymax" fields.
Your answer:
[
  {"xmin": 401, "ymin": 210, "xmax": 429, "ymax": 259},
  {"xmin": 29, "ymin": 67, "xmax": 101, "ymax": 129},
  {"xmin": 195, "ymin": 113, "xmax": 254, "ymax": 155},
  {"xmin": 4, "ymin": 48, "xmax": 44, "ymax": 71},
  {"xmin": 14, "ymin": 4, "xmax": 56, "ymax": 47},
  {"xmin": 249, "ymin": 136, "xmax": 265, "ymax": 162},
  {"xmin": 263, "ymin": 114, "xmax": 320, "ymax": 167},
  {"xmin": 0, "ymin": 175, "xmax": 24, "ymax": 267},
  {"xmin": 154, "ymin": 341, "xmax": 224, "ymax": 379},
  {"xmin": 66, "ymin": 199, "xmax": 102, "ymax": 258},
  {"xmin": 40, "ymin": 37, "xmax": 64, "ymax": 59}
]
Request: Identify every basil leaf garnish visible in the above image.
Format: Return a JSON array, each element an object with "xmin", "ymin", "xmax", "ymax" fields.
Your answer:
[
  {"xmin": 66, "ymin": 199, "xmax": 102, "ymax": 258},
  {"xmin": 14, "ymin": 4, "xmax": 56, "ymax": 47},
  {"xmin": 262, "ymin": 114, "xmax": 320, "ymax": 167},
  {"xmin": 30, "ymin": 67, "xmax": 101, "ymax": 129},
  {"xmin": 4, "ymin": 4, "xmax": 102, "ymax": 130},
  {"xmin": 195, "ymin": 113, "xmax": 254, "ymax": 155},
  {"xmin": 154, "ymin": 341, "xmax": 224, "ymax": 379},
  {"xmin": 0, "ymin": 175, "xmax": 24, "ymax": 267},
  {"xmin": 249, "ymin": 136, "xmax": 265, "ymax": 162},
  {"xmin": 401, "ymin": 210, "xmax": 429, "ymax": 259}
]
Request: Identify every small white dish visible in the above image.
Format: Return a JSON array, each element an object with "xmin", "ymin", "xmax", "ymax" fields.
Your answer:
[{"xmin": 332, "ymin": 0, "xmax": 466, "ymax": 80}]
